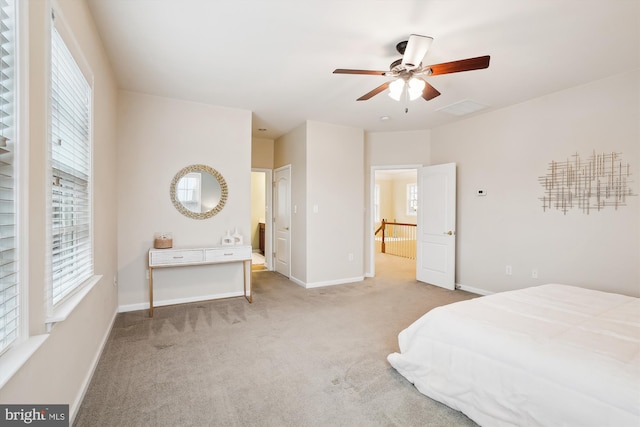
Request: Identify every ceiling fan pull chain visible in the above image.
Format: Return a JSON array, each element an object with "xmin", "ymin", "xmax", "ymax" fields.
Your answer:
[{"xmin": 404, "ymin": 85, "xmax": 410, "ymax": 113}]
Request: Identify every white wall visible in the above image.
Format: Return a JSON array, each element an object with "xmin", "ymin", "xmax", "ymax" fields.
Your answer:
[
  {"xmin": 377, "ymin": 178, "xmax": 394, "ymax": 223},
  {"xmin": 0, "ymin": 0, "xmax": 119, "ymax": 420},
  {"xmin": 306, "ymin": 121, "xmax": 364, "ymax": 286},
  {"xmin": 274, "ymin": 123, "xmax": 307, "ymax": 282},
  {"xmin": 431, "ymin": 71, "xmax": 640, "ymax": 296},
  {"xmin": 273, "ymin": 121, "xmax": 364, "ymax": 286},
  {"xmin": 251, "ymin": 136, "xmax": 274, "ymax": 169},
  {"xmin": 116, "ymin": 92, "xmax": 252, "ymax": 310}
]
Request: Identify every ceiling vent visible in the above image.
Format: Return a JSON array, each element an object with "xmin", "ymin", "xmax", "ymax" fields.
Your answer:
[{"xmin": 437, "ymin": 99, "xmax": 488, "ymax": 116}]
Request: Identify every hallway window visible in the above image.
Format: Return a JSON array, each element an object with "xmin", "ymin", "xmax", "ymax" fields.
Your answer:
[
  {"xmin": 49, "ymin": 15, "xmax": 93, "ymax": 306},
  {"xmin": 407, "ymin": 183, "xmax": 417, "ymax": 215}
]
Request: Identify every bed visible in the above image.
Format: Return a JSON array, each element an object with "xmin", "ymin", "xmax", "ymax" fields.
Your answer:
[{"xmin": 387, "ymin": 284, "xmax": 640, "ymax": 427}]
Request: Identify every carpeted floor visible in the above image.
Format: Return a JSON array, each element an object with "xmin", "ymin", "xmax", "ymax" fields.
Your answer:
[{"xmin": 74, "ymin": 254, "xmax": 479, "ymax": 426}]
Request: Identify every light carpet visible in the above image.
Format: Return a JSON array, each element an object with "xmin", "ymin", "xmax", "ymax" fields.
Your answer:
[{"xmin": 74, "ymin": 254, "xmax": 479, "ymax": 426}]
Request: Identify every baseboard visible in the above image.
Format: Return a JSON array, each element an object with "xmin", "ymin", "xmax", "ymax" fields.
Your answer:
[
  {"xmin": 289, "ymin": 275, "xmax": 366, "ymax": 289},
  {"xmin": 118, "ymin": 291, "xmax": 245, "ymax": 313},
  {"xmin": 69, "ymin": 306, "xmax": 118, "ymax": 425},
  {"xmin": 305, "ymin": 276, "xmax": 365, "ymax": 289},
  {"xmin": 289, "ymin": 276, "xmax": 306, "ymax": 288},
  {"xmin": 456, "ymin": 283, "xmax": 493, "ymax": 296}
]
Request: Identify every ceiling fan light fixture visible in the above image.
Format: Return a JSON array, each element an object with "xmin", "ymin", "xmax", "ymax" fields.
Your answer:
[
  {"xmin": 333, "ymin": 35, "xmax": 490, "ymax": 104},
  {"xmin": 401, "ymin": 35, "xmax": 434, "ymax": 70},
  {"xmin": 407, "ymin": 77, "xmax": 426, "ymax": 101},
  {"xmin": 388, "ymin": 79, "xmax": 405, "ymax": 101}
]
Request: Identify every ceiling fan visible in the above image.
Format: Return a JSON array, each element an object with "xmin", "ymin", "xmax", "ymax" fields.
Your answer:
[{"xmin": 333, "ymin": 34, "xmax": 490, "ymax": 103}]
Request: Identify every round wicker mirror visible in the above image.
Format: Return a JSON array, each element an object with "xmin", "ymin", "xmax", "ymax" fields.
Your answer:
[{"xmin": 170, "ymin": 164, "xmax": 228, "ymax": 219}]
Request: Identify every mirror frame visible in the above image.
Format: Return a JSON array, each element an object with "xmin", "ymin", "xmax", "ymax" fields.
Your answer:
[{"xmin": 170, "ymin": 164, "xmax": 228, "ymax": 220}]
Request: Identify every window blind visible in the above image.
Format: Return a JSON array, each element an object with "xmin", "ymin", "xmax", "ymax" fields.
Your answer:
[
  {"xmin": 50, "ymin": 22, "xmax": 92, "ymax": 306},
  {"xmin": 0, "ymin": 0, "xmax": 17, "ymax": 355}
]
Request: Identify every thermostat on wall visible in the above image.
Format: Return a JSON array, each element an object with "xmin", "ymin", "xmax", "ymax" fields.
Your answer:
[{"xmin": 477, "ymin": 189, "xmax": 487, "ymax": 196}]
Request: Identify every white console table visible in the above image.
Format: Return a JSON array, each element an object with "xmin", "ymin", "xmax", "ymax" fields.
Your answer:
[{"xmin": 148, "ymin": 245, "xmax": 252, "ymax": 317}]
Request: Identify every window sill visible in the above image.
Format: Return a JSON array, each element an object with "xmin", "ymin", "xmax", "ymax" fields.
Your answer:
[
  {"xmin": 46, "ymin": 275, "xmax": 103, "ymax": 330},
  {"xmin": 0, "ymin": 335, "xmax": 49, "ymax": 389},
  {"xmin": 0, "ymin": 275, "xmax": 103, "ymax": 389}
]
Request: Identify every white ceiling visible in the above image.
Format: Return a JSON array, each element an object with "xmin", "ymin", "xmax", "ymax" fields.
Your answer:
[{"xmin": 85, "ymin": 0, "xmax": 640, "ymax": 140}]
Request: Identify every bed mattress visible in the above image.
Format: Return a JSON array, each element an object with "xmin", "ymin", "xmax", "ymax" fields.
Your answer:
[{"xmin": 387, "ymin": 284, "xmax": 640, "ymax": 426}]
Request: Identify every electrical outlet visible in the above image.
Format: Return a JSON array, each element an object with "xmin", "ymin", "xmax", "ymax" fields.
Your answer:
[
  {"xmin": 348, "ymin": 253, "xmax": 354, "ymax": 261},
  {"xmin": 531, "ymin": 269, "xmax": 538, "ymax": 279},
  {"xmin": 505, "ymin": 265, "xmax": 512, "ymax": 276}
]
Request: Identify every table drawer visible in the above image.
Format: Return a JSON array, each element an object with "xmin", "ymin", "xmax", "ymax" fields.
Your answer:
[
  {"xmin": 150, "ymin": 249, "xmax": 204, "ymax": 266},
  {"xmin": 205, "ymin": 246, "xmax": 251, "ymax": 262}
]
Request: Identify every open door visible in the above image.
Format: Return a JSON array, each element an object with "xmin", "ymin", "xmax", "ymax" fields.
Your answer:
[
  {"xmin": 416, "ymin": 163, "xmax": 456, "ymax": 290},
  {"xmin": 273, "ymin": 165, "xmax": 291, "ymax": 278}
]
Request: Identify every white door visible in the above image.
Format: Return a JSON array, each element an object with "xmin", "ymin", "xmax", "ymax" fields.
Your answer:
[
  {"xmin": 416, "ymin": 163, "xmax": 456, "ymax": 289},
  {"xmin": 273, "ymin": 166, "xmax": 291, "ymax": 277}
]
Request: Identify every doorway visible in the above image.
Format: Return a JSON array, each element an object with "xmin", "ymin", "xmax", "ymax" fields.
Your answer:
[
  {"xmin": 370, "ymin": 165, "xmax": 420, "ymax": 278},
  {"xmin": 251, "ymin": 169, "xmax": 272, "ymax": 271},
  {"xmin": 369, "ymin": 163, "xmax": 457, "ymax": 289}
]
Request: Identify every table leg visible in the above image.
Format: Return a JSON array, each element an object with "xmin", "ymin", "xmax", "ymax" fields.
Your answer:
[
  {"xmin": 149, "ymin": 267, "xmax": 154, "ymax": 317},
  {"xmin": 244, "ymin": 259, "xmax": 252, "ymax": 303}
]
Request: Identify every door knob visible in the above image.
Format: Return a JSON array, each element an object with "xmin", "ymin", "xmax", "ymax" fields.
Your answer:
[
  {"xmin": 444, "ymin": 230, "xmax": 454, "ymax": 235},
  {"xmin": 284, "ymin": 227, "xmax": 289, "ymax": 230}
]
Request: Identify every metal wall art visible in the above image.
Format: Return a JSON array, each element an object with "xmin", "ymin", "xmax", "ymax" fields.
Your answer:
[{"xmin": 539, "ymin": 151, "xmax": 636, "ymax": 214}]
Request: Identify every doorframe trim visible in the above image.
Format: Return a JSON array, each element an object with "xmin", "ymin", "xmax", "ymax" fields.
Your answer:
[{"xmin": 368, "ymin": 164, "xmax": 423, "ymax": 278}]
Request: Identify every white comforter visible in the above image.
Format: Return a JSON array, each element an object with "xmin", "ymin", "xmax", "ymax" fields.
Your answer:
[{"xmin": 388, "ymin": 284, "xmax": 640, "ymax": 427}]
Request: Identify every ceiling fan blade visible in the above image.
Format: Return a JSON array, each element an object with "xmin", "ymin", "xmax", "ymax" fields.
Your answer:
[
  {"xmin": 401, "ymin": 34, "xmax": 433, "ymax": 70},
  {"xmin": 420, "ymin": 79, "xmax": 441, "ymax": 101},
  {"xmin": 425, "ymin": 55, "xmax": 490, "ymax": 76},
  {"xmin": 357, "ymin": 81, "xmax": 391, "ymax": 101},
  {"xmin": 333, "ymin": 69, "xmax": 387, "ymax": 76}
]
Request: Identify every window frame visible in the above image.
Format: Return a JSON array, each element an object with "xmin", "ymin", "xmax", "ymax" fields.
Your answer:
[
  {"xmin": 46, "ymin": 6, "xmax": 98, "ymax": 320},
  {"xmin": 0, "ymin": 0, "xmax": 18, "ymax": 357},
  {"xmin": 406, "ymin": 182, "xmax": 418, "ymax": 216}
]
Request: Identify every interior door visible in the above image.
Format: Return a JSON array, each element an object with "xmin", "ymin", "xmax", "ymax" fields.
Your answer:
[
  {"xmin": 273, "ymin": 165, "xmax": 291, "ymax": 277},
  {"xmin": 416, "ymin": 163, "xmax": 456, "ymax": 290}
]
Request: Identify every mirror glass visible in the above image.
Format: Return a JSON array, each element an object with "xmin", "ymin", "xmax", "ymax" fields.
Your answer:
[{"xmin": 170, "ymin": 164, "xmax": 227, "ymax": 219}]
